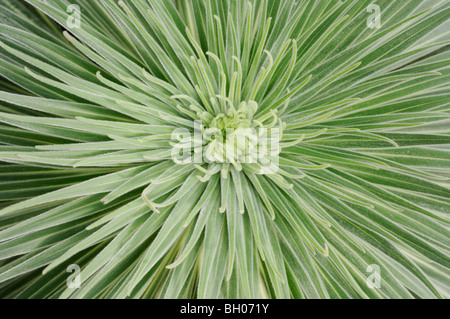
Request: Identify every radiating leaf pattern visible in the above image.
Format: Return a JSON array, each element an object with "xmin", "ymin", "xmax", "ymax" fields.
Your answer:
[{"xmin": 0, "ymin": 0, "xmax": 449, "ymax": 299}]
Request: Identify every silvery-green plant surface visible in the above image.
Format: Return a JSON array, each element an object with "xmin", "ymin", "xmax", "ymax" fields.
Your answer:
[{"xmin": 0, "ymin": 0, "xmax": 449, "ymax": 299}]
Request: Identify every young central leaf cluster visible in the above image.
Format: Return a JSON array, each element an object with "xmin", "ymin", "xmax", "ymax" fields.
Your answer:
[{"xmin": 204, "ymin": 100, "xmax": 270, "ymax": 168}]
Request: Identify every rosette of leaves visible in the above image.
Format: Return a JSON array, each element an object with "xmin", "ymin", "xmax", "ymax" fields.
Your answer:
[{"xmin": 0, "ymin": 0, "xmax": 449, "ymax": 299}]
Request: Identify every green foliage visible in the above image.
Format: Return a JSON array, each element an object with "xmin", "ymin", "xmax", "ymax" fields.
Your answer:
[{"xmin": 0, "ymin": 0, "xmax": 449, "ymax": 299}]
